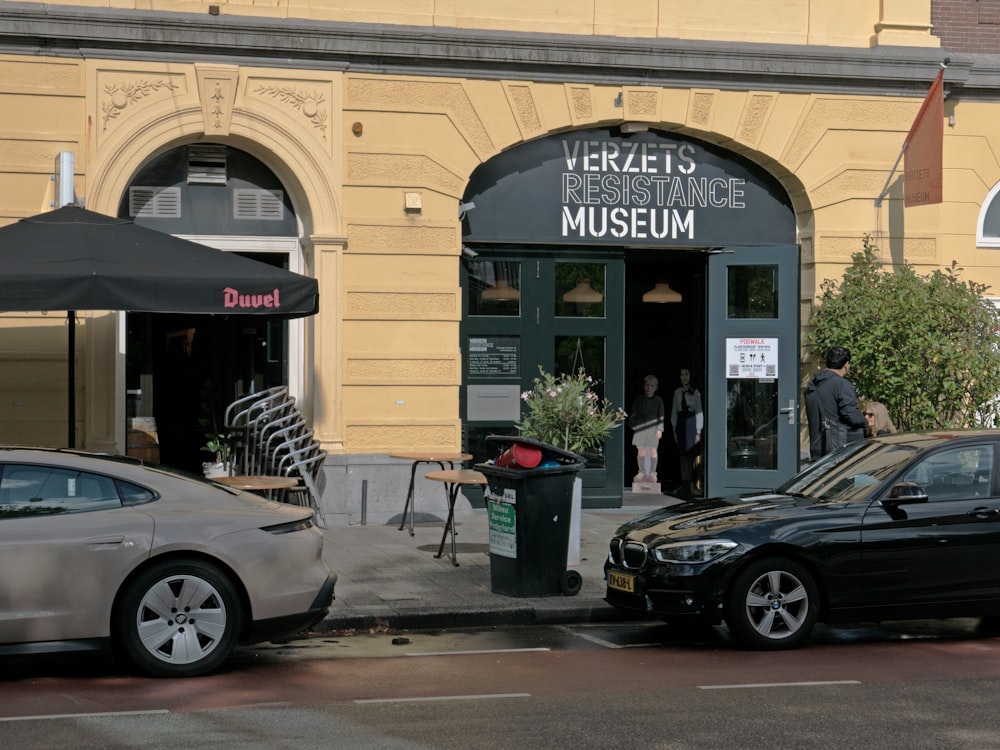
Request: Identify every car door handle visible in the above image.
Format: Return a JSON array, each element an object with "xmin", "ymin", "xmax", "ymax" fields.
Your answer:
[
  {"xmin": 967, "ymin": 507, "xmax": 1000, "ymax": 519},
  {"xmin": 85, "ymin": 535, "xmax": 126, "ymax": 546}
]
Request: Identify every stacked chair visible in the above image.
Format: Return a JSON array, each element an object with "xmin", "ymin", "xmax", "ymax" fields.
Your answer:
[{"xmin": 223, "ymin": 387, "xmax": 327, "ymax": 526}]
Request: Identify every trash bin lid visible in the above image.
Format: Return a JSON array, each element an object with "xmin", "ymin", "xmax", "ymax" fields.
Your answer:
[{"xmin": 485, "ymin": 434, "xmax": 584, "ymax": 465}]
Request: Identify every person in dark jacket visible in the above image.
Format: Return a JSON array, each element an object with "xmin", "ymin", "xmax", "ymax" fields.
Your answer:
[
  {"xmin": 804, "ymin": 346, "xmax": 868, "ymax": 461},
  {"xmin": 670, "ymin": 368, "xmax": 703, "ymax": 498}
]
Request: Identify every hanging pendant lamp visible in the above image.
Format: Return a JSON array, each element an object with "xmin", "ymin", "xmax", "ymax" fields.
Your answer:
[
  {"xmin": 562, "ymin": 278, "xmax": 603, "ymax": 304},
  {"xmin": 642, "ymin": 280, "xmax": 682, "ymax": 303},
  {"xmin": 481, "ymin": 278, "xmax": 520, "ymax": 302}
]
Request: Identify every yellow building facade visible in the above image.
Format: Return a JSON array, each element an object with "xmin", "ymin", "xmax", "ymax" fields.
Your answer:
[{"xmin": 1, "ymin": 0, "xmax": 997, "ymax": 521}]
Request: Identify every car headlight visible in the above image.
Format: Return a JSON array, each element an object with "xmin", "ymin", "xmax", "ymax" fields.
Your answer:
[{"xmin": 651, "ymin": 539, "xmax": 738, "ymax": 564}]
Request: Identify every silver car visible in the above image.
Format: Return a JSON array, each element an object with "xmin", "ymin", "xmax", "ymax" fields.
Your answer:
[{"xmin": 0, "ymin": 447, "xmax": 335, "ymax": 677}]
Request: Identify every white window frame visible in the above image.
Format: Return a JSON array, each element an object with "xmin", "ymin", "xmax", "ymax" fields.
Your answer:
[{"xmin": 976, "ymin": 182, "xmax": 1000, "ymax": 248}]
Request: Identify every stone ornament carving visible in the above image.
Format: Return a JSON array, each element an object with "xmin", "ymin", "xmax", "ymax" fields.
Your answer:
[
  {"xmin": 101, "ymin": 79, "xmax": 180, "ymax": 131},
  {"xmin": 254, "ymin": 84, "xmax": 328, "ymax": 137},
  {"xmin": 196, "ymin": 66, "xmax": 239, "ymax": 136}
]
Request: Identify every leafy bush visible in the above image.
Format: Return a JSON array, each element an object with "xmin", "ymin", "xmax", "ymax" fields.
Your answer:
[
  {"xmin": 808, "ymin": 236, "xmax": 1000, "ymax": 430},
  {"xmin": 517, "ymin": 367, "xmax": 627, "ymax": 453}
]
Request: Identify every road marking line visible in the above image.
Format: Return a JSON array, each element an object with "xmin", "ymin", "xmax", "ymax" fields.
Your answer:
[
  {"xmin": 0, "ymin": 710, "xmax": 170, "ymax": 722},
  {"xmin": 698, "ymin": 680, "xmax": 861, "ymax": 690},
  {"xmin": 355, "ymin": 693, "xmax": 531, "ymax": 704},
  {"xmin": 558, "ymin": 625, "xmax": 657, "ymax": 649},
  {"xmin": 405, "ymin": 647, "xmax": 550, "ymax": 656}
]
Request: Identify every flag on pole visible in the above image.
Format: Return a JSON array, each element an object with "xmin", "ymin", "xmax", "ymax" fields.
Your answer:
[{"xmin": 904, "ymin": 68, "xmax": 944, "ymax": 207}]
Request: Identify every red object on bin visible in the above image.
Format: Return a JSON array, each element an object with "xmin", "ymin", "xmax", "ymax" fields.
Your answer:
[
  {"xmin": 511, "ymin": 442, "xmax": 542, "ymax": 468},
  {"xmin": 495, "ymin": 442, "xmax": 543, "ymax": 469}
]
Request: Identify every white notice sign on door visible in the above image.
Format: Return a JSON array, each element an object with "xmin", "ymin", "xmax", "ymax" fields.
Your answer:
[{"xmin": 726, "ymin": 338, "xmax": 778, "ymax": 379}]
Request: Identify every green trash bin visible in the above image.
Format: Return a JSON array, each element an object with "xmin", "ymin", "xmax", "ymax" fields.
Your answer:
[{"xmin": 476, "ymin": 436, "xmax": 585, "ymax": 597}]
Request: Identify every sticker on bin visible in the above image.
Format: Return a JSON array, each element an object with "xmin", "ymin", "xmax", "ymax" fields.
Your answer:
[
  {"xmin": 488, "ymin": 500, "xmax": 516, "ymax": 558},
  {"xmin": 485, "ymin": 487, "xmax": 517, "ymax": 505}
]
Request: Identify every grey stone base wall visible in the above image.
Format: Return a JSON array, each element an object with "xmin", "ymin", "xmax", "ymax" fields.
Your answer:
[{"xmin": 315, "ymin": 453, "xmax": 476, "ymax": 528}]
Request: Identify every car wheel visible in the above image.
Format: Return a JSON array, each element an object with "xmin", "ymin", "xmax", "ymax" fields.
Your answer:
[
  {"xmin": 117, "ymin": 559, "xmax": 242, "ymax": 678},
  {"xmin": 725, "ymin": 557, "xmax": 818, "ymax": 650}
]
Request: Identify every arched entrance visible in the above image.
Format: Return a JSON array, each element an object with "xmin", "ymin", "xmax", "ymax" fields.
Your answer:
[
  {"xmin": 119, "ymin": 143, "xmax": 305, "ymax": 473},
  {"xmin": 460, "ymin": 127, "xmax": 798, "ymax": 505}
]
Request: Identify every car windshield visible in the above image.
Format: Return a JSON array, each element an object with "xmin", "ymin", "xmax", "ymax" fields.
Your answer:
[{"xmin": 777, "ymin": 440, "xmax": 922, "ymax": 503}]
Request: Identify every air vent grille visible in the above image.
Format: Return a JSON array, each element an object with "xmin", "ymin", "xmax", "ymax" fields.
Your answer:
[
  {"xmin": 234, "ymin": 189, "xmax": 284, "ymax": 221},
  {"xmin": 129, "ymin": 186, "xmax": 181, "ymax": 218},
  {"xmin": 187, "ymin": 144, "xmax": 228, "ymax": 185}
]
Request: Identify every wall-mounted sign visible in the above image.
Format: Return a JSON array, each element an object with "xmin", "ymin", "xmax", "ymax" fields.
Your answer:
[
  {"xmin": 468, "ymin": 335, "xmax": 519, "ymax": 377},
  {"xmin": 726, "ymin": 337, "xmax": 778, "ymax": 379},
  {"xmin": 462, "ymin": 128, "xmax": 794, "ymax": 247}
]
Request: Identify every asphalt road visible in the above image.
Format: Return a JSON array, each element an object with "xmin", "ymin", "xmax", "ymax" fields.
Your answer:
[{"xmin": 2, "ymin": 619, "xmax": 1000, "ymax": 749}]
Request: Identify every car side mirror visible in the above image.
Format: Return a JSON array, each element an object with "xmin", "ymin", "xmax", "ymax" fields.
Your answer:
[{"xmin": 884, "ymin": 482, "xmax": 929, "ymax": 505}]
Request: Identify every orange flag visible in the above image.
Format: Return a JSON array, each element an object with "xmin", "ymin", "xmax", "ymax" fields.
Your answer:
[{"xmin": 904, "ymin": 68, "xmax": 944, "ymax": 207}]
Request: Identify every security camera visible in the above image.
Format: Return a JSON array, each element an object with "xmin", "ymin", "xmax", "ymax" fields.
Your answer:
[
  {"xmin": 462, "ymin": 245, "xmax": 479, "ymax": 259},
  {"xmin": 458, "ymin": 201, "xmax": 476, "ymax": 219}
]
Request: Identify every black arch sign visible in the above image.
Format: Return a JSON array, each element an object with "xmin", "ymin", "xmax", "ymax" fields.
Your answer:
[{"xmin": 462, "ymin": 128, "xmax": 795, "ymax": 247}]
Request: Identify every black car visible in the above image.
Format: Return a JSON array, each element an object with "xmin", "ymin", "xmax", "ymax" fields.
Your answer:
[{"xmin": 605, "ymin": 430, "xmax": 1000, "ymax": 649}]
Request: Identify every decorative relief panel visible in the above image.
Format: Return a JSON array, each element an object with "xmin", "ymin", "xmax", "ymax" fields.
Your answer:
[
  {"xmin": 98, "ymin": 74, "xmax": 185, "ymax": 134},
  {"xmin": 816, "ymin": 235, "xmax": 936, "ymax": 263},
  {"xmin": 810, "ymin": 170, "xmax": 887, "ymax": 209},
  {"xmin": 346, "ymin": 78, "xmax": 494, "ymax": 157},
  {"xmin": 737, "ymin": 93, "xmax": 775, "ymax": 147},
  {"xmin": 346, "ymin": 223, "xmax": 456, "ymax": 253},
  {"xmin": 800, "ymin": 236, "xmax": 814, "ymax": 263},
  {"xmin": 346, "ymin": 153, "xmax": 463, "ymax": 195},
  {"xmin": 900, "ymin": 237, "xmax": 937, "ymax": 260},
  {"xmin": 345, "ymin": 423, "xmax": 458, "ymax": 452},
  {"xmin": 567, "ymin": 85, "xmax": 593, "ymax": 124},
  {"xmin": 783, "ymin": 97, "xmax": 916, "ymax": 169},
  {"xmin": 251, "ymin": 79, "xmax": 329, "ymax": 138},
  {"xmin": 816, "ymin": 235, "xmax": 871, "ymax": 261},
  {"xmin": 505, "ymin": 83, "xmax": 544, "ymax": 137},
  {"xmin": 689, "ymin": 90, "xmax": 716, "ymax": 128},
  {"xmin": 624, "ymin": 88, "xmax": 658, "ymax": 118},
  {"xmin": 195, "ymin": 65, "xmax": 239, "ymax": 136},
  {"xmin": 345, "ymin": 356, "xmax": 458, "ymax": 383},
  {"xmin": 0, "ymin": 138, "xmax": 78, "ymax": 171},
  {"xmin": 0, "ymin": 60, "xmax": 81, "ymax": 94},
  {"xmin": 344, "ymin": 290, "xmax": 458, "ymax": 319},
  {"xmin": 801, "ymin": 301, "xmax": 814, "ymax": 323}
]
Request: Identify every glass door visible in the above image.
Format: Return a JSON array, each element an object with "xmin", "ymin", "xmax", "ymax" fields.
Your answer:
[
  {"xmin": 462, "ymin": 252, "xmax": 625, "ymax": 506},
  {"xmin": 705, "ymin": 245, "xmax": 800, "ymax": 496}
]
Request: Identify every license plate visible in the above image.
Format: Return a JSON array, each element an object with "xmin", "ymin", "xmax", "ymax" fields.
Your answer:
[{"xmin": 607, "ymin": 571, "xmax": 635, "ymax": 593}]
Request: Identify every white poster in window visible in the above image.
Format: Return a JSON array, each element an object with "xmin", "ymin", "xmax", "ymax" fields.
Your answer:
[{"xmin": 726, "ymin": 337, "xmax": 778, "ymax": 380}]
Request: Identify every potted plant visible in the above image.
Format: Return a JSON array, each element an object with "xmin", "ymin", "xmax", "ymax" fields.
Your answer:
[
  {"xmin": 199, "ymin": 381, "xmax": 233, "ymax": 478},
  {"xmin": 516, "ymin": 366, "xmax": 626, "ymax": 456}
]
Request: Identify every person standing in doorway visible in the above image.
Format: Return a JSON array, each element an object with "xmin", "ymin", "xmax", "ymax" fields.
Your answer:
[
  {"xmin": 670, "ymin": 368, "xmax": 703, "ymax": 499},
  {"xmin": 630, "ymin": 374, "xmax": 665, "ymax": 484},
  {"xmin": 804, "ymin": 346, "xmax": 868, "ymax": 461}
]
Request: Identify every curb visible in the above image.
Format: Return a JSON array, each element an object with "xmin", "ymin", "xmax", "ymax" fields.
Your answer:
[{"xmin": 312, "ymin": 600, "xmax": 648, "ymax": 633}]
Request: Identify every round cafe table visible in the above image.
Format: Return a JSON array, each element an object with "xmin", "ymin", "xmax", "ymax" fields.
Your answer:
[
  {"xmin": 390, "ymin": 452, "xmax": 473, "ymax": 535},
  {"xmin": 214, "ymin": 474, "xmax": 299, "ymax": 492},
  {"xmin": 423, "ymin": 468, "xmax": 488, "ymax": 566}
]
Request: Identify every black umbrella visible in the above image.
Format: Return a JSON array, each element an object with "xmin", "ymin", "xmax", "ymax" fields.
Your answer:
[{"xmin": 0, "ymin": 205, "xmax": 319, "ymax": 447}]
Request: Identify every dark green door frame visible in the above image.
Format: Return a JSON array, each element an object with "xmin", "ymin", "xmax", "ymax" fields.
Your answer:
[
  {"xmin": 461, "ymin": 249, "xmax": 625, "ymax": 507},
  {"xmin": 705, "ymin": 245, "xmax": 801, "ymax": 497}
]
